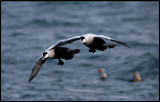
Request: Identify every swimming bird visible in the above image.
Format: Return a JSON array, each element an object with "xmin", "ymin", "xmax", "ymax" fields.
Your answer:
[
  {"xmin": 98, "ymin": 68, "xmax": 108, "ymax": 79},
  {"xmin": 80, "ymin": 34, "xmax": 129, "ymax": 53},
  {"xmin": 132, "ymin": 72, "xmax": 142, "ymax": 82},
  {"xmin": 28, "ymin": 36, "xmax": 82, "ymax": 82}
]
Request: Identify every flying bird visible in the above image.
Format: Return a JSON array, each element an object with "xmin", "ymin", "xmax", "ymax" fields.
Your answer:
[
  {"xmin": 80, "ymin": 34, "xmax": 129, "ymax": 53},
  {"xmin": 28, "ymin": 36, "xmax": 82, "ymax": 82}
]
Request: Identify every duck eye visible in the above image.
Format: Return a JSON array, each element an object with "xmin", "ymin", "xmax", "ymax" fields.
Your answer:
[
  {"xmin": 80, "ymin": 36, "xmax": 85, "ymax": 40},
  {"xmin": 43, "ymin": 52, "xmax": 48, "ymax": 56}
]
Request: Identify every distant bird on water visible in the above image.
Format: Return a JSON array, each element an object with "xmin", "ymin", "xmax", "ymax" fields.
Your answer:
[
  {"xmin": 98, "ymin": 68, "xmax": 108, "ymax": 79},
  {"xmin": 132, "ymin": 72, "xmax": 142, "ymax": 82},
  {"xmin": 28, "ymin": 36, "xmax": 82, "ymax": 82}
]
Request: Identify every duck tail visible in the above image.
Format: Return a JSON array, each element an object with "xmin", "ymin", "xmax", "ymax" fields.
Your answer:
[
  {"xmin": 71, "ymin": 49, "xmax": 80, "ymax": 54},
  {"xmin": 108, "ymin": 44, "xmax": 116, "ymax": 49}
]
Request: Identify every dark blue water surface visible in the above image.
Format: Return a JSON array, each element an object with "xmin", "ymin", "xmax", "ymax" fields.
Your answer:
[{"xmin": 1, "ymin": 1, "xmax": 159, "ymax": 101}]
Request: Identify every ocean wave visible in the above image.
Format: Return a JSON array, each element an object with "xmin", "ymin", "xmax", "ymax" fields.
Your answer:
[
  {"xmin": 29, "ymin": 18, "xmax": 82, "ymax": 28},
  {"xmin": 121, "ymin": 17, "xmax": 147, "ymax": 22},
  {"xmin": 3, "ymin": 18, "xmax": 81, "ymax": 29},
  {"xmin": 10, "ymin": 32, "xmax": 24, "ymax": 37},
  {"xmin": 127, "ymin": 41, "xmax": 158, "ymax": 48},
  {"xmin": 120, "ymin": 52, "xmax": 159, "ymax": 80}
]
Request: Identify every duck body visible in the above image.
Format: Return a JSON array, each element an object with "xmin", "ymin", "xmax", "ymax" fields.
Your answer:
[
  {"xmin": 133, "ymin": 72, "xmax": 142, "ymax": 82},
  {"xmin": 80, "ymin": 33, "xmax": 128, "ymax": 53},
  {"xmin": 98, "ymin": 68, "xmax": 108, "ymax": 80}
]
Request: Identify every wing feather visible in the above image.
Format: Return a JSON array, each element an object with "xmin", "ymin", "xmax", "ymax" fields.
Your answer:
[
  {"xmin": 96, "ymin": 35, "xmax": 130, "ymax": 48},
  {"xmin": 28, "ymin": 56, "xmax": 47, "ymax": 82},
  {"xmin": 48, "ymin": 36, "xmax": 81, "ymax": 50}
]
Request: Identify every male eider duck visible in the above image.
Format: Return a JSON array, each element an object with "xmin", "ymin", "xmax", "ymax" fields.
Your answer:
[
  {"xmin": 80, "ymin": 34, "xmax": 129, "ymax": 53},
  {"xmin": 29, "ymin": 36, "xmax": 82, "ymax": 82}
]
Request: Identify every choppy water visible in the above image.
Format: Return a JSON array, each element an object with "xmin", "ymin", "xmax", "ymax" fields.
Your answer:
[{"xmin": 1, "ymin": 1, "xmax": 159, "ymax": 101}]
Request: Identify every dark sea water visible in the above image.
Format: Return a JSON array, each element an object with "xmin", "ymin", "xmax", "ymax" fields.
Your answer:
[{"xmin": 1, "ymin": 1, "xmax": 159, "ymax": 101}]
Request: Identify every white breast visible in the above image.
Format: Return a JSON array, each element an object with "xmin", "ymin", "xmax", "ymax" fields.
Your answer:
[
  {"xmin": 82, "ymin": 34, "xmax": 95, "ymax": 45},
  {"xmin": 46, "ymin": 49, "xmax": 55, "ymax": 58}
]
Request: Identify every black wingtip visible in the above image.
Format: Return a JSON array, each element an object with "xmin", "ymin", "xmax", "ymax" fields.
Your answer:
[
  {"xmin": 28, "ymin": 78, "xmax": 32, "ymax": 82},
  {"xmin": 124, "ymin": 44, "xmax": 130, "ymax": 48},
  {"xmin": 123, "ymin": 44, "xmax": 130, "ymax": 48},
  {"xmin": 28, "ymin": 76, "xmax": 34, "ymax": 82},
  {"xmin": 111, "ymin": 39, "xmax": 130, "ymax": 48}
]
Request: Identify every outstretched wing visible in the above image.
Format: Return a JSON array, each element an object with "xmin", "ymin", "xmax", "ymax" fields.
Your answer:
[
  {"xmin": 28, "ymin": 56, "xmax": 47, "ymax": 82},
  {"xmin": 48, "ymin": 36, "xmax": 81, "ymax": 50},
  {"xmin": 96, "ymin": 35, "xmax": 130, "ymax": 48}
]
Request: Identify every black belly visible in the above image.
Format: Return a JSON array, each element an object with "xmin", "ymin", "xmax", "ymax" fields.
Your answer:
[
  {"xmin": 87, "ymin": 37, "xmax": 107, "ymax": 51},
  {"xmin": 53, "ymin": 47, "xmax": 74, "ymax": 60}
]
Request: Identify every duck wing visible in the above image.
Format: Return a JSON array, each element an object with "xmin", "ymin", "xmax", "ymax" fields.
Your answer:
[
  {"xmin": 28, "ymin": 56, "xmax": 47, "ymax": 82},
  {"xmin": 96, "ymin": 35, "xmax": 130, "ymax": 48},
  {"xmin": 47, "ymin": 36, "xmax": 81, "ymax": 51}
]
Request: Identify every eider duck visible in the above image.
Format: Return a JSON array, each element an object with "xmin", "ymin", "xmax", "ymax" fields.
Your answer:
[
  {"xmin": 133, "ymin": 72, "xmax": 142, "ymax": 82},
  {"xmin": 29, "ymin": 36, "xmax": 82, "ymax": 82},
  {"xmin": 80, "ymin": 34, "xmax": 129, "ymax": 53},
  {"xmin": 98, "ymin": 68, "xmax": 108, "ymax": 79}
]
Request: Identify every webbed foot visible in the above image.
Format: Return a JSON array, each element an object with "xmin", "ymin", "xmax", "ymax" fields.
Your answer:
[
  {"xmin": 58, "ymin": 59, "xmax": 64, "ymax": 65},
  {"xmin": 89, "ymin": 48, "xmax": 96, "ymax": 53}
]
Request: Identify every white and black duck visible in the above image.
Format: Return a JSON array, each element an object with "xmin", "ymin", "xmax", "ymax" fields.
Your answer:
[
  {"xmin": 80, "ymin": 33, "xmax": 129, "ymax": 53},
  {"xmin": 29, "ymin": 36, "xmax": 81, "ymax": 82}
]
